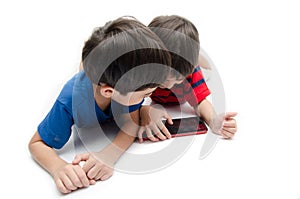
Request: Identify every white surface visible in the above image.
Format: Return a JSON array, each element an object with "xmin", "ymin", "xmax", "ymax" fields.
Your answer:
[{"xmin": 1, "ymin": 0, "xmax": 300, "ymax": 198}]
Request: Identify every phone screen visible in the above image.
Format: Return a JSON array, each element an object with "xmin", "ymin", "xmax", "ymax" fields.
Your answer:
[{"xmin": 164, "ymin": 117, "xmax": 207, "ymax": 135}]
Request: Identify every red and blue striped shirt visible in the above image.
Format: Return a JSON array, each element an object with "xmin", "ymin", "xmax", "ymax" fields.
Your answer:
[{"xmin": 150, "ymin": 66, "xmax": 210, "ymax": 107}]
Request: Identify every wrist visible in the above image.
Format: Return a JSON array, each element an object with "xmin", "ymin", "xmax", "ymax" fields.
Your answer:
[
  {"xmin": 97, "ymin": 146, "xmax": 123, "ymax": 165},
  {"xmin": 209, "ymin": 115, "xmax": 223, "ymax": 135},
  {"xmin": 49, "ymin": 160, "xmax": 68, "ymax": 177}
]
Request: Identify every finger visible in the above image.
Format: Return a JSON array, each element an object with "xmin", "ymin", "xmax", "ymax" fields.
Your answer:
[
  {"xmin": 73, "ymin": 153, "xmax": 90, "ymax": 164},
  {"xmin": 97, "ymin": 168, "xmax": 113, "ymax": 181},
  {"xmin": 157, "ymin": 121, "xmax": 171, "ymax": 139},
  {"xmin": 151, "ymin": 124, "xmax": 166, "ymax": 140},
  {"xmin": 56, "ymin": 178, "xmax": 71, "ymax": 194},
  {"xmin": 61, "ymin": 173, "xmax": 77, "ymax": 191},
  {"xmin": 222, "ymin": 127, "xmax": 237, "ymax": 134},
  {"xmin": 82, "ymin": 159, "xmax": 96, "ymax": 173},
  {"xmin": 87, "ymin": 164, "xmax": 102, "ymax": 179},
  {"xmin": 146, "ymin": 127, "xmax": 159, "ymax": 142},
  {"xmin": 101, "ymin": 173, "xmax": 112, "ymax": 181},
  {"xmin": 223, "ymin": 119, "xmax": 236, "ymax": 128},
  {"xmin": 73, "ymin": 165, "xmax": 90, "ymax": 187},
  {"xmin": 95, "ymin": 169, "xmax": 106, "ymax": 181},
  {"xmin": 164, "ymin": 113, "xmax": 173, "ymax": 125},
  {"xmin": 220, "ymin": 131, "xmax": 230, "ymax": 139},
  {"xmin": 224, "ymin": 112, "xmax": 238, "ymax": 119},
  {"xmin": 66, "ymin": 168, "xmax": 84, "ymax": 188},
  {"xmin": 221, "ymin": 129, "xmax": 234, "ymax": 139},
  {"xmin": 137, "ymin": 127, "xmax": 145, "ymax": 143},
  {"xmin": 89, "ymin": 179, "xmax": 96, "ymax": 185}
]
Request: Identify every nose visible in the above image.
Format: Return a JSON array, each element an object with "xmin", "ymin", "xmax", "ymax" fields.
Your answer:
[{"xmin": 160, "ymin": 82, "xmax": 173, "ymax": 89}]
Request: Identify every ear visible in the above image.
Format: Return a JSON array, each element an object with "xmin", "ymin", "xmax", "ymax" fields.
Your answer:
[
  {"xmin": 79, "ymin": 62, "xmax": 84, "ymax": 71},
  {"xmin": 98, "ymin": 85, "xmax": 114, "ymax": 98}
]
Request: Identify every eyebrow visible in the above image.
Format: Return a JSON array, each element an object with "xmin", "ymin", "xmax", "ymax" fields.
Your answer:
[{"xmin": 177, "ymin": 78, "xmax": 185, "ymax": 81}]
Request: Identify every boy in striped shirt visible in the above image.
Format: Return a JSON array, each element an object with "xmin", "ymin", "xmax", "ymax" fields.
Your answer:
[{"xmin": 138, "ymin": 15, "xmax": 237, "ymax": 142}]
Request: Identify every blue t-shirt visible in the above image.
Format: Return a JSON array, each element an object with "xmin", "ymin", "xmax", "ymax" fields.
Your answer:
[{"xmin": 38, "ymin": 71, "xmax": 143, "ymax": 149}]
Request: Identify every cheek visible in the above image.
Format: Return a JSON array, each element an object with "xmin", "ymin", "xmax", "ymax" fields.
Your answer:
[
  {"xmin": 162, "ymin": 81, "xmax": 174, "ymax": 88},
  {"xmin": 166, "ymin": 82, "xmax": 177, "ymax": 89},
  {"xmin": 128, "ymin": 96, "xmax": 143, "ymax": 105},
  {"xmin": 112, "ymin": 94, "xmax": 142, "ymax": 106}
]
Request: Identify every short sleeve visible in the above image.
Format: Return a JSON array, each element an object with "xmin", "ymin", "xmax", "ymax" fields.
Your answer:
[
  {"xmin": 184, "ymin": 66, "xmax": 211, "ymax": 107},
  {"xmin": 38, "ymin": 100, "xmax": 74, "ymax": 149}
]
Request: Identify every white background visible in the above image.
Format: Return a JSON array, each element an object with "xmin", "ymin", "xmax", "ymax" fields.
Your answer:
[{"xmin": 1, "ymin": 0, "xmax": 300, "ymax": 198}]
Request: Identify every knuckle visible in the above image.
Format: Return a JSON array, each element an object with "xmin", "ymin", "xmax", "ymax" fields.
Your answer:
[
  {"xmin": 74, "ymin": 154, "xmax": 80, "ymax": 159},
  {"xmin": 77, "ymin": 172, "xmax": 86, "ymax": 180},
  {"xmin": 63, "ymin": 166, "xmax": 71, "ymax": 173}
]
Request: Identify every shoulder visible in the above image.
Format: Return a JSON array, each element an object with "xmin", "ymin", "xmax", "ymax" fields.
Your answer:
[{"xmin": 57, "ymin": 71, "xmax": 90, "ymax": 108}]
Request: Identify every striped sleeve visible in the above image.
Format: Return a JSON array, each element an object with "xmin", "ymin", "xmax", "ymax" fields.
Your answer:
[{"xmin": 184, "ymin": 66, "xmax": 210, "ymax": 107}]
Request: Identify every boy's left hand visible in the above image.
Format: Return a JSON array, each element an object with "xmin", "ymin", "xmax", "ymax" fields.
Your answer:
[
  {"xmin": 211, "ymin": 112, "xmax": 238, "ymax": 139},
  {"xmin": 72, "ymin": 152, "xmax": 114, "ymax": 181}
]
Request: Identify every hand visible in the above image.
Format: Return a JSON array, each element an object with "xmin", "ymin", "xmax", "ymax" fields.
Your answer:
[
  {"xmin": 137, "ymin": 105, "xmax": 173, "ymax": 142},
  {"xmin": 210, "ymin": 112, "xmax": 238, "ymax": 139},
  {"xmin": 52, "ymin": 163, "xmax": 95, "ymax": 194},
  {"xmin": 73, "ymin": 152, "xmax": 114, "ymax": 182}
]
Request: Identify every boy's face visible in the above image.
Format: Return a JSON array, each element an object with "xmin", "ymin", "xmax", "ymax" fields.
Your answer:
[
  {"xmin": 112, "ymin": 87, "xmax": 157, "ymax": 106},
  {"xmin": 159, "ymin": 76, "xmax": 185, "ymax": 89}
]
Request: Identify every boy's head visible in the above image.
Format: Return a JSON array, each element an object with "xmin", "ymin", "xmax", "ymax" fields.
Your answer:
[
  {"xmin": 82, "ymin": 16, "xmax": 171, "ymax": 99},
  {"xmin": 148, "ymin": 15, "xmax": 200, "ymax": 82}
]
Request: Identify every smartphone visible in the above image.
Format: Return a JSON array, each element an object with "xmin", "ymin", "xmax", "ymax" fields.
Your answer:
[{"xmin": 142, "ymin": 117, "xmax": 208, "ymax": 141}]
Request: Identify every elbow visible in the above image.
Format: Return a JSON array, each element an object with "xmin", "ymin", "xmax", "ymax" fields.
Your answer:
[
  {"xmin": 28, "ymin": 136, "xmax": 35, "ymax": 155},
  {"xmin": 28, "ymin": 131, "xmax": 41, "ymax": 154}
]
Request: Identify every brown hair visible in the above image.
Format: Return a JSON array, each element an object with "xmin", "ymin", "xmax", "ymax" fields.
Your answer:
[
  {"xmin": 148, "ymin": 15, "xmax": 200, "ymax": 78},
  {"xmin": 82, "ymin": 16, "xmax": 171, "ymax": 95}
]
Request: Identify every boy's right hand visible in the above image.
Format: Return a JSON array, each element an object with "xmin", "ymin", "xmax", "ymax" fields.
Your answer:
[
  {"xmin": 72, "ymin": 152, "xmax": 114, "ymax": 182},
  {"xmin": 138, "ymin": 105, "xmax": 173, "ymax": 142},
  {"xmin": 52, "ymin": 163, "xmax": 95, "ymax": 194}
]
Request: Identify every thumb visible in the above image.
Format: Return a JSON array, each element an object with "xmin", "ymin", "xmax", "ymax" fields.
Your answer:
[
  {"xmin": 164, "ymin": 113, "xmax": 173, "ymax": 125},
  {"xmin": 72, "ymin": 153, "xmax": 90, "ymax": 164},
  {"xmin": 224, "ymin": 112, "xmax": 238, "ymax": 119}
]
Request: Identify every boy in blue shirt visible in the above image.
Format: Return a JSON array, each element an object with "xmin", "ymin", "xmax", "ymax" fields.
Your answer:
[{"xmin": 28, "ymin": 16, "xmax": 171, "ymax": 194}]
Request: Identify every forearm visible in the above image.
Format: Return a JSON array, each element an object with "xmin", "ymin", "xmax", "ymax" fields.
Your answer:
[
  {"xmin": 198, "ymin": 53, "xmax": 211, "ymax": 70},
  {"xmin": 194, "ymin": 99, "xmax": 217, "ymax": 127},
  {"xmin": 28, "ymin": 131, "xmax": 67, "ymax": 176},
  {"xmin": 99, "ymin": 110, "xmax": 140, "ymax": 163},
  {"xmin": 100, "ymin": 130, "xmax": 136, "ymax": 163}
]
